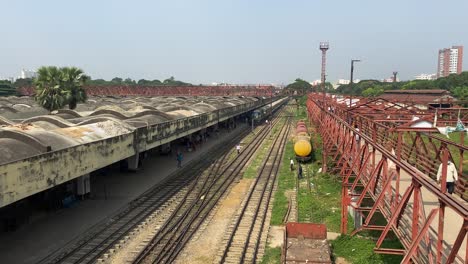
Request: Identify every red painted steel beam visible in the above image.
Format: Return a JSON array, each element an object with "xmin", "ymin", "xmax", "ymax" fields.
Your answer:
[
  {"xmin": 446, "ymin": 220, "xmax": 467, "ymax": 264},
  {"xmin": 401, "ymin": 209, "xmax": 438, "ymax": 264},
  {"xmin": 373, "ymin": 248, "xmax": 406, "ymax": 255}
]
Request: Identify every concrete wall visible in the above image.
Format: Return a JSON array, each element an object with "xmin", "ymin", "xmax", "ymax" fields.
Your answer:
[{"xmin": 0, "ymin": 100, "xmax": 265, "ymax": 208}]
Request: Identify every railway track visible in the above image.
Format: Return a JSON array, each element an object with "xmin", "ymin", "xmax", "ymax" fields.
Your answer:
[
  {"xmin": 216, "ymin": 117, "xmax": 291, "ymax": 264},
  {"xmin": 37, "ymin": 125, "xmax": 253, "ymax": 264},
  {"xmin": 133, "ymin": 108, "xmax": 288, "ymax": 264}
]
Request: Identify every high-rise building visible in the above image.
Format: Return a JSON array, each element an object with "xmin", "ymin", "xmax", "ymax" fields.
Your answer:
[{"xmin": 437, "ymin": 46, "xmax": 463, "ymax": 78}]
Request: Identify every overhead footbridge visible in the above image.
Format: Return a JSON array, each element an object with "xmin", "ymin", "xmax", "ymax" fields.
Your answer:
[{"xmin": 307, "ymin": 94, "xmax": 467, "ymax": 264}]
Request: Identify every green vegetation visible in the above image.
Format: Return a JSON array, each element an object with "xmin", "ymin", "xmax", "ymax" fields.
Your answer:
[
  {"xmin": 335, "ymin": 71, "xmax": 468, "ymax": 102},
  {"xmin": 259, "ymin": 246, "xmax": 281, "ymax": 264},
  {"xmin": 270, "ymin": 140, "xmax": 296, "ymax": 225},
  {"xmin": 34, "ymin": 66, "xmax": 89, "ymax": 111},
  {"xmin": 13, "ymin": 78, "xmax": 33, "ymax": 88},
  {"xmin": 0, "ymin": 80, "xmax": 17, "ymax": 96},
  {"xmin": 331, "ymin": 235, "xmax": 403, "ymax": 264},
  {"xmin": 284, "ymin": 78, "xmax": 333, "ymax": 96},
  {"xmin": 243, "ymin": 146, "xmax": 271, "ymax": 179},
  {"xmin": 242, "ymin": 117, "xmax": 285, "ymax": 179},
  {"xmin": 297, "ymin": 167, "xmax": 352, "ymax": 232}
]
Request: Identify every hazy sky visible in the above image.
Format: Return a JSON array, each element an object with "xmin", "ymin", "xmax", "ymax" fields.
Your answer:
[{"xmin": 1, "ymin": 0, "xmax": 467, "ymax": 84}]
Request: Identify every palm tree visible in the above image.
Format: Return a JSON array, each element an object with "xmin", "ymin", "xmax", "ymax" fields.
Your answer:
[
  {"xmin": 61, "ymin": 67, "xmax": 89, "ymax": 109},
  {"xmin": 34, "ymin": 66, "xmax": 68, "ymax": 112}
]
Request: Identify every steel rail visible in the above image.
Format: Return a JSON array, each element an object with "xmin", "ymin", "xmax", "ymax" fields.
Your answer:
[
  {"xmin": 218, "ymin": 113, "xmax": 290, "ymax": 263},
  {"xmin": 132, "ymin": 104, "xmax": 288, "ymax": 264},
  {"xmin": 38, "ymin": 125, "xmax": 250, "ymax": 264}
]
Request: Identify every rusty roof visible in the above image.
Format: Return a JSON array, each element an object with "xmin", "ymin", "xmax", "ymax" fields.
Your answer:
[
  {"xmin": 379, "ymin": 90, "xmax": 456, "ymax": 104},
  {"xmin": 383, "ymin": 89, "xmax": 449, "ymax": 94}
]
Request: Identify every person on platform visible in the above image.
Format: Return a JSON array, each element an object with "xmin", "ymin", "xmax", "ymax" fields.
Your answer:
[
  {"xmin": 290, "ymin": 158, "xmax": 295, "ymax": 171},
  {"xmin": 437, "ymin": 158, "xmax": 458, "ymax": 194},
  {"xmin": 176, "ymin": 152, "xmax": 183, "ymax": 168}
]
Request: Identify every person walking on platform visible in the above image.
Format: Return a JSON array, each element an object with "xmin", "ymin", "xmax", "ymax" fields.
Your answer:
[
  {"xmin": 437, "ymin": 159, "xmax": 458, "ymax": 194},
  {"xmin": 297, "ymin": 164, "xmax": 303, "ymax": 179},
  {"xmin": 176, "ymin": 152, "xmax": 183, "ymax": 168},
  {"xmin": 236, "ymin": 144, "xmax": 241, "ymax": 154},
  {"xmin": 290, "ymin": 158, "xmax": 295, "ymax": 171}
]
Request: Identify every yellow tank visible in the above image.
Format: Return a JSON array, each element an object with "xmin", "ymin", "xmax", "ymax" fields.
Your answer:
[{"xmin": 294, "ymin": 139, "xmax": 312, "ymax": 157}]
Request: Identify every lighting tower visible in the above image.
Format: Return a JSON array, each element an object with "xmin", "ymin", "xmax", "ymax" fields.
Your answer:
[
  {"xmin": 319, "ymin": 42, "xmax": 329, "ymax": 173},
  {"xmin": 319, "ymin": 42, "xmax": 329, "ymax": 100},
  {"xmin": 393, "ymin": 71, "xmax": 398, "ymax": 83},
  {"xmin": 349, "ymin": 59, "xmax": 361, "ymax": 107}
]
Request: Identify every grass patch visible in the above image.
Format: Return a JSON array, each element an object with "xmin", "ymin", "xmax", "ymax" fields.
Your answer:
[
  {"xmin": 270, "ymin": 140, "xmax": 296, "ymax": 225},
  {"xmin": 331, "ymin": 235, "xmax": 403, "ymax": 264},
  {"xmin": 297, "ymin": 165, "xmax": 353, "ymax": 233},
  {"xmin": 243, "ymin": 121, "xmax": 284, "ymax": 179},
  {"xmin": 269, "ymin": 105, "xmax": 297, "ymax": 225},
  {"xmin": 259, "ymin": 246, "xmax": 281, "ymax": 264}
]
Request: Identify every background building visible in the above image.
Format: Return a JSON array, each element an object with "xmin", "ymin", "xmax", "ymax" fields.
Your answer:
[
  {"xmin": 437, "ymin": 46, "xmax": 463, "ymax": 78},
  {"xmin": 415, "ymin": 73, "xmax": 437, "ymax": 80},
  {"xmin": 19, "ymin": 69, "xmax": 37, "ymax": 79}
]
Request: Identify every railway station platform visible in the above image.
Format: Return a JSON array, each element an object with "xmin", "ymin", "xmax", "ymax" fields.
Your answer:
[{"xmin": 0, "ymin": 123, "xmax": 249, "ymax": 264}]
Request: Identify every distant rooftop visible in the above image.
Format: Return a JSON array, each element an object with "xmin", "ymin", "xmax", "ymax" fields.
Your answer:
[
  {"xmin": 379, "ymin": 90, "xmax": 456, "ymax": 104},
  {"xmin": 383, "ymin": 89, "xmax": 448, "ymax": 94}
]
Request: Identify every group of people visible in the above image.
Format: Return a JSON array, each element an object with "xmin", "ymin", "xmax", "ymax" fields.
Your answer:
[{"xmin": 290, "ymin": 158, "xmax": 303, "ymax": 179}]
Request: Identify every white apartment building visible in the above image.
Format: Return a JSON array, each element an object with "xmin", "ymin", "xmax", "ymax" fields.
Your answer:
[
  {"xmin": 415, "ymin": 73, "xmax": 437, "ymax": 80},
  {"xmin": 20, "ymin": 69, "xmax": 37, "ymax": 79}
]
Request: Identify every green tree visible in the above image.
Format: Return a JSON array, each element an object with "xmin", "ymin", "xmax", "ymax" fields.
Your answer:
[
  {"xmin": 362, "ymin": 86, "xmax": 384, "ymax": 97},
  {"xmin": 0, "ymin": 81, "xmax": 17, "ymax": 96},
  {"xmin": 284, "ymin": 78, "xmax": 312, "ymax": 95},
  {"xmin": 111, "ymin": 77, "xmax": 123, "ymax": 84},
  {"xmin": 451, "ymin": 86, "xmax": 468, "ymax": 106},
  {"xmin": 87, "ymin": 78, "xmax": 108, "ymax": 85},
  {"xmin": 13, "ymin": 78, "xmax": 33, "ymax": 87},
  {"xmin": 34, "ymin": 66, "xmax": 68, "ymax": 112},
  {"xmin": 61, "ymin": 67, "xmax": 89, "ymax": 109},
  {"xmin": 123, "ymin": 78, "xmax": 136, "ymax": 85},
  {"xmin": 34, "ymin": 66, "xmax": 89, "ymax": 111}
]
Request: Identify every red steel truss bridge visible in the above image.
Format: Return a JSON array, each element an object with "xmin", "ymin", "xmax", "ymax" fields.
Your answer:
[
  {"xmin": 17, "ymin": 85, "xmax": 276, "ymax": 97},
  {"xmin": 307, "ymin": 94, "xmax": 467, "ymax": 264}
]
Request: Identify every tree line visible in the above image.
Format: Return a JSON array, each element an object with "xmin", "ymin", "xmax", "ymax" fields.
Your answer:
[
  {"xmin": 0, "ymin": 67, "xmax": 194, "ymax": 111},
  {"xmin": 87, "ymin": 76, "xmax": 191, "ymax": 86},
  {"xmin": 334, "ymin": 71, "xmax": 468, "ymax": 101},
  {"xmin": 0, "ymin": 77, "xmax": 192, "ymax": 92}
]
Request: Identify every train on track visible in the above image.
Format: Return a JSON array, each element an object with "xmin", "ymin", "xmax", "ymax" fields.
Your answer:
[
  {"xmin": 251, "ymin": 97, "xmax": 288, "ymax": 125},
  {"xmin": 294, "ymin": 120, "xmax": 313, "ymax": 162}
]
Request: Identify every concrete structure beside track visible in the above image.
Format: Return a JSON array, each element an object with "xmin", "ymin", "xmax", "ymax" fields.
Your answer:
[{"xmin": 0, "ymin": 96, "xmax": 285, "ymax": 209}]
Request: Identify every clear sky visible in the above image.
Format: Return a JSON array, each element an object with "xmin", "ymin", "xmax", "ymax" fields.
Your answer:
[{"xmin": 1, "ymin": 0, "xmax": 467, "ymax": 84}]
